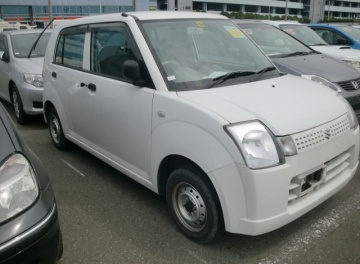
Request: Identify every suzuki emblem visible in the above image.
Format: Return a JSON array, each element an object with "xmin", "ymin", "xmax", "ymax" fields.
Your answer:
[{"xmin": 323, "ymin": 128, "xmax": 331, "ymax": 140}]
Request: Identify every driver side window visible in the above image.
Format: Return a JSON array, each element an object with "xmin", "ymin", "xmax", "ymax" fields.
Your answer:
[{"xmin": 90, "ymin": 23, "xmax": 138, "ymax": 81}]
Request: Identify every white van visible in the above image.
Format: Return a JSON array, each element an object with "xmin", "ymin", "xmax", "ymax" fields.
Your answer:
[{"xmin": 43, "ymin": 12, "xmax": 360, "ymax": 243}]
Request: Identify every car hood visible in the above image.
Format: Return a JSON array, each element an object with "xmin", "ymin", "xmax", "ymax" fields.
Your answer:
[
  {"xmin": 310, "ymin": 45, "xmax": 360, "ymax": 60},
  {"xmin": 177, "ymin": 74, "xmax": 346, "ymax": 136},
  {"xmin": 15, "ymin": 57, "xmax": 44, "ymax": 74},
  {"xmin": 272, "ymin": 53, "xmax": 360, "ymax": 82}
]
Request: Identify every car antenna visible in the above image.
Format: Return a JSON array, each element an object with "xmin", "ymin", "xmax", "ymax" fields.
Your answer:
[{"xmin": 27, "ymin": 18, "xmax": 55, "ymax": 58}]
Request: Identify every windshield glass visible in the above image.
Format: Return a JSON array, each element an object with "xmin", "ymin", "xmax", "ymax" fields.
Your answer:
[
  {"xmin": 11, "ymin": 32, "xmax": 51, "ymax": 58},
  {"xmin": 337, "ymin": 25, "xmax": 360, "ymax": 41},
  {"xmin": 141, "ymin": 19, "xmax": 277, "ymax": 91},
  {"xmin": 279, "ymin": 24, "xmax": 327, "ymax": 46},
  {"xmin": 239, "ymin": 24, "xmax": 312, "ymax": 58}
]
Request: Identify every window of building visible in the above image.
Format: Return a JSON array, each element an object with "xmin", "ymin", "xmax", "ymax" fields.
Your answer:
[
  {"xmin": 260, "ymin": 6, "xmax": 270, "ymax": 13},
  {"xmin": 193, "ymin": 2, "xmax": 203, "ymax": 10},
  {"xmin": 227, "ymin": 4, "xmax": 241, "ymax": 12},
  {"xmin": 244, "ymin": 5, "xmax": 257, "ymax": 13},
  {"xmin": 207, "ymin": 3, "xmax": 223, "ymax": 11}
]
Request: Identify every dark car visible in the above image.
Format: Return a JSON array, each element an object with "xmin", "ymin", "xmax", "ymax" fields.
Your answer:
[
  {"xmin": 235, "ymin": 20, "xmax": 360, "ymax": 113},
  {"xmin": 0, "ymin": 102, "xmax": 62, "ymax": 263}
]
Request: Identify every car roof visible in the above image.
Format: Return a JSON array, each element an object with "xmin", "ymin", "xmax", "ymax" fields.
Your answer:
[
  {"xmin": 260, "ymin": 20, "xmax": 302, "ymax": 26},
  {"xmin": 232, "ymin": 19, "xmax": 266, "ymax": 25},
  {"xmin": 1, "ymin": 29, "xmax": 52, "ymax": 36},
  {"xmin": 55, "ymin": 11, "xmax": 226, "ymax": 29},
  {"xmin": 308, "ymin": 24, "xmax": 348, "ymax": 28}
]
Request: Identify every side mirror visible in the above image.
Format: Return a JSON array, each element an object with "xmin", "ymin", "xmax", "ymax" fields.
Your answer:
[
  {"xmin": 123, "ymin": 60, "xmax": 141, "ymax": 80},
  {"xmin": 0, "ymin": 51, "xmax": 9, "ymax": 62},
  {"xmin": 123, "ymin": 60, "xmax": 148, "ymax": 87}
]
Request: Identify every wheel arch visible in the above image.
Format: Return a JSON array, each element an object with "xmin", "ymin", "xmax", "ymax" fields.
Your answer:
[
  {"xmin": 8, "ymin": 80, "xmax": 16, "ymax": 101},
  {"xmin": 43, "ymin": 100, "xmax": 55, "ymax": 124}
]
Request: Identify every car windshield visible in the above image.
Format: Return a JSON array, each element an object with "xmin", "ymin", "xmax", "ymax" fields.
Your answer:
[
  {"xmin": 141, "ymin": 19, "xmax": 278, "ymax": 91},
  {"xmin": 239, "ymin": 24, "xmax": 313, "ymax": 58},
  {"xmin": 279, "ymin": 24, "xmax": 328, "ymax": 46},
  {"xmin": 11, "ymin": 32, "xmax": 51, "ymax": 58},
  {"xmin": 337, "ymin": 25, "xmax": 360, "ymax": 41}
]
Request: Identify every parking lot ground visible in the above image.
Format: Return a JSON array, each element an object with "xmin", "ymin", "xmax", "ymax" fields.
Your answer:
[{"xmin": 2, "ymin": 102, "xmax": 360, "ymax": 264}]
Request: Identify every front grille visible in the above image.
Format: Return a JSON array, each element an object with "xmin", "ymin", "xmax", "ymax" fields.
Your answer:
[
  {"xmin": 288, "ymin": 150, "xmax": 351, "ymax": 203},
  {"xmin": 291, "ymin": 115, "xmax": 350, "ymax": 153},
  {"xmin": 337, "ymin": 78, "xmax": 360, "ymax": 91}
]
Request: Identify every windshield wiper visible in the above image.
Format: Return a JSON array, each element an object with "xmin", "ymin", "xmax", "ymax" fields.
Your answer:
[
  {"xmin": 208, "ymin": 71, "xmax": 256, "ymax": 88},
  {"xmin": 281, "ymin": 51, "xmax": 312, "ymax": 58},
  {"xmin": 311, "ymin": 43, "xmax": 328, "ymax": 46},
  {"xmin": 252, "ymin": 66, "xmax": 277, "ymax": 82}
]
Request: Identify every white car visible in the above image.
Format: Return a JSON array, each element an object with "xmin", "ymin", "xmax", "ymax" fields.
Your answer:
[
  {"xmin": 43, "ymin": 12, "xmax": 359, "ymax": 243},
  {"xmin": 0, "ymin": 29, "xmax": 51, "ymax": 124},
  {"xmin": 261, "ymin": 20, "xmax": 360, "ymax": 71}
]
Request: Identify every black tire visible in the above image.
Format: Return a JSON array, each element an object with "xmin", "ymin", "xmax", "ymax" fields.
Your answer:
[
  {"xmin": 166, "ymin": 166, "xmax": 224, "ymax": 244},
  {"xmin": 58, "ymin": 231, "xmax": 64, "ymax": 260},
  {"xmin": 11, "ymin": 85, "xmax": 28, "ymax": 124},
  {"xmin": 48, "ymin": 107, "xmax": 68, "ymax": 150}
]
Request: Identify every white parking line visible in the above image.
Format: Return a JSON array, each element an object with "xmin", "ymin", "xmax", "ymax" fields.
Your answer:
[
  {"xmin": 258, "ymin": 191, "xmax": 360, "ymax": 264},
  {"xmin": 61, "ymin": 159, "xmax": 85, "ymax": 177}
]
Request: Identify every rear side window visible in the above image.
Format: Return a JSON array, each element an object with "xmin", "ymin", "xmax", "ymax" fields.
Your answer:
[
  {"xmin": 0, "ymin": 35, "xmax": 7, "ymax": 52},
  {"xmin": 54, "ymin": 26, "xmax": 86, "ymax": 69}
]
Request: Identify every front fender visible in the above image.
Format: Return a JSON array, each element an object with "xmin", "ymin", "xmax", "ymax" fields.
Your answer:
[
  {"xmin": 149, "ymin": 120, "xmax": 248, "ymax": 232},
  {"xmin": 150, "ymin": 121, "xmax": 235, "ymax": 181}
]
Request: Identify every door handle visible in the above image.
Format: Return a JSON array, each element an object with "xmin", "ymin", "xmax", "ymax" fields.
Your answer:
[
  {"xmin": 88, "ymin": 83, "xmax": 96, "ymax": 91},
  {"xmin": 51, "ymin": 72, "xmax": 57, "ymax": 78}
]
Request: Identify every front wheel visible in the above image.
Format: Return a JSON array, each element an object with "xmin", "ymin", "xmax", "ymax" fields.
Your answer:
[
  {"xmin": 166, "ymin": 166, "xmax": 224, "ymax": 244},
  {"xmin": 11, "ymin": 85, "xmax": 28, "ymax": 124},
  {"xmin": 48, "ymin": 107, "xmax": 68, "ymax": 150}
]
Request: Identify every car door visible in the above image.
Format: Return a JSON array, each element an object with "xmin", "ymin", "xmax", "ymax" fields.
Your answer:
[
  {"xmin": 81, "ymin": 22, "xmax": 155, "ymax": 180},
  {"xmin": 0, "ymin": 35, "xmax": 10, "ymax": 101},
  {"xmin": 52, "ymin": 25, "xmax": 92, "ymax": 144}
]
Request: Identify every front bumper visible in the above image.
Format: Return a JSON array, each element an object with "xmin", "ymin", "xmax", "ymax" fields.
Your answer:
[
  {"xmin": 209, "ymin": 125, "xmax": 360, "ymax": 235},
  {"xmin": 0, "ymin": 203, "xmax": 62, "ymax": 264},
  {"xmin": 0, "ymin": 181, "xmax": 62, "ymax": 264},
  {"xmin": 17, "ymin": 82, "xmax": 43, "ymax": 115}
]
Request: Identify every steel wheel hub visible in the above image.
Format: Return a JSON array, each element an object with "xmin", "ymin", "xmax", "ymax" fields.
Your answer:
[
  {"xmin": 173, "ymin": 183, "xmax": 207, "ymax": 232},
  {"xmin": 12, "ymin": 91, "xmax": 19, "ymax": 118},
  {"xmin": 50, "ymin": 115, "xmax": 61, "ymax": 144}
]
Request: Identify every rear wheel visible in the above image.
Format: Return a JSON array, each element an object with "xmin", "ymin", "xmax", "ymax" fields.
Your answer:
[
  {"xmin": 166, "ymin": 166, "xmax": 224, "ymax": 243},
  {"xmin": 11, "ymin": 85, "xmax": 28, "ymax": 124},
  {"xmin": 48, "ymin": 107, "xmax": 68, "ymax": 150}
]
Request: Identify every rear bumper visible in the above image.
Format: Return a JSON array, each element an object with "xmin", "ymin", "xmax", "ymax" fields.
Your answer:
[{"xmin": 0, "ymin": 203, "xmax": 62, "ymax": 264}]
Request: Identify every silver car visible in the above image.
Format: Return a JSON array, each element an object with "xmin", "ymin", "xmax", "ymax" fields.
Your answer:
[{"xmin": 0, "ymin": 29, "xmax": 51, "ymax": 124}]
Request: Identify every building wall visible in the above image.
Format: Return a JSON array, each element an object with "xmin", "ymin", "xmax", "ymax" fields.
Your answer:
[{"xmin": 0, "ymin": 0, "xmax": 150, "ymax": 22}]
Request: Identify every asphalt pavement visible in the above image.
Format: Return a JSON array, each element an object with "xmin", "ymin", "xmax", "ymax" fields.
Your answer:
[{"xmin": 3, "ymin": 102, "xmax": 360, "ymax": 264}]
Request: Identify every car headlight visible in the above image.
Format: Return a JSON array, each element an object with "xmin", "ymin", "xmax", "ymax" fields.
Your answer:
[
  {"xmin": 301, "ymin": 75, "xmax": 341, "ymax": 93},
  {"xmin": 226, "ymin": 121, "xmax": 287, "ymax": 169},
  {"xmin": 338, "ymin": 95, "xmax": 359, "ymax": 130},
  {"xmin": 23, "ymin": 73, "xmax": 43, "ymax": 87},
  {"xmin": 0, "ymin": 154, "xmax": 39, "ymax": 224},
  {"xmin": 342, "ymin": 60, "xmax": 360, "ymax": 72}
]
